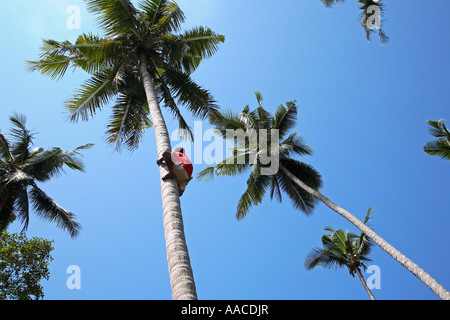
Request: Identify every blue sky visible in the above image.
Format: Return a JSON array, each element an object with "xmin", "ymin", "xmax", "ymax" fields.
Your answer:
[{"xmin": 0, "ymin": 0, "xmax": 449, "ymax": 300}]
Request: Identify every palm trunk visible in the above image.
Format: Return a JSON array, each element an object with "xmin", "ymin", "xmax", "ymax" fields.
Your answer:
[
  {"xmin": 139, "ymin": 53, "xmax": 197, "ymax": 300},
  {"xmin": 279, "ymin": 164, "xmax": 450, "ymax": 300},
  {"xmin": 355, "ymin": 268, "xmax": 376, "ymax": 300}
]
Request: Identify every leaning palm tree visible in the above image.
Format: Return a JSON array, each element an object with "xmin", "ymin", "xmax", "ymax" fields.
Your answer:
[
  {"xmin": 28, "ymin": 0, "xmax": 224, "ymax": 300},
  {"xmin": 305, "ymin": 208, "xmax": 376, "ymax": 300},
  {"xmin": 0, "ymin": 113, "xmax": 92, "ymax": 238},
  {"xmin": 424, "ymin": 119, "xmax": 450, "ymax": 161},
  {"xmin": 321, "ymin": 0, "xmax": 389, "ymax": 43},
  {"xmin": 198, "ymin": 91, "xmax": 450, "ymax": 300}
]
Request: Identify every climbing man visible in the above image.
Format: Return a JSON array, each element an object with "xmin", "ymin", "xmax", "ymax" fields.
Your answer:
[{"xmin": 156, "ymin": 147, "xmax": 193, "ymax": 197}]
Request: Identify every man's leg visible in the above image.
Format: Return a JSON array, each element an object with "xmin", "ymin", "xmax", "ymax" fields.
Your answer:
[{"xmin": 157, "ymin": 151, "xmax": 176, "ymax": 180}]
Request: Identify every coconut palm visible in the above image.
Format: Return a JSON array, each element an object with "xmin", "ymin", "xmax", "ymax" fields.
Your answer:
[
  {"xmin": 198, "ymin": 90, "xmax": 323, "ymax": 219},
  {"xmin": 198, "ymin": 91, "xmax": 450, "ymax": 300},
  {"xmin": 424, "ymin": 119, "xmax": 450, "ymax": 161},
  {"xmin": 321, "ymin": 0, "xmax": 389, "ymax": 43},
  {"xmin": 0, "ymin": 113, "xmax": 92, "ymax": 238},
  {"xmin": 28, "ymin": 0, "xmax": 224, "ymax": 300},
  {"xmin": 305, "ymin": 208, "xmax": 376, "ymax": 300}
]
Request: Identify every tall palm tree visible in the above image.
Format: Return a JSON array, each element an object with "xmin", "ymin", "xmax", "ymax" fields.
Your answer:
[
  {"xmin": 321, "ymin": 0, "xmax": 389, "ymax": 43},
  {"xmin": 198, "ymin": 91, "xmax": 450, "ymax": 300},
  {"xmin": 305, "ymin": 208, "xmax": 376, "ymax": 300},
  {"xmin": 28, "ymin": 0, "xmax": 224, "ymax": 300},
  {"xmin": 0, "ymin": 113, "xmax": 92, "ymax": 238},
  {"xmin": 424, "ymin": 119, "xmax": 450, "ymax": 161}
]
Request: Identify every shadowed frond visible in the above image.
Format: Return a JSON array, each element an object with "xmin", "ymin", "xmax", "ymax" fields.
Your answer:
[
  {"xmin": 424, "ymin": 119, "xmax": 450, "ymax": 161},
  {"xmin": 85, "ymin": 0, "xmax": 139, "ymax": 37},
  {"xmin": 29, "ymin": 184, "xmax": 81, "ymax": 238}
]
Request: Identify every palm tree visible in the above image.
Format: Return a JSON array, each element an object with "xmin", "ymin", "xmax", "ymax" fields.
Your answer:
[
  {"xmin": 198, "ymin": 90, "xmax": 323, "ymax": 219},
  {"xmin": 321, "ymin": 0, "xmax": 389, "ymax": 43},
  {"xmin": 0, "ymin": 113, "xmax": 92, "ymax": 238},
  {"xmin": 424, "ymin": 119, "xmax": 450, "ymax": 161},
  {"xmin": 198, "ymin": 91, "xmax": 450, "ymax": 300},
  {"xmin": 28, "ymin": 0, "xmax": 224, "ymax": 300},
  {"xmin": 305, "ymin": 208, "xmax": 376, "ymax": 300}
]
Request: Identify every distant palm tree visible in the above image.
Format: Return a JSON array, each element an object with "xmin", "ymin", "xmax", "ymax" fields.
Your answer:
[
  {"xmin": 28, "ymin": 0, "xmax": 224, "ymax": 300},
  {"xmin": 198, "ymin": 91, "xmax": 450, "ymax": 300},
  {"xmin": 305, "ymin": 208, "xmax": 376, "ymax": 300},
  {"xmin": 321, "ymin": 0, "xmax": 389, "ymax": 43},
  {"xmin": 0, "ymin": 113, "xmax": 92, "ymax": 238},
  {"xmin": 424, "ymin": 119, "xmax": 450, "ymax": 161}
]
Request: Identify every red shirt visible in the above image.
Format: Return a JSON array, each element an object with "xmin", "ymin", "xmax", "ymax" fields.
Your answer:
[{"xmin": 171, "ymin": 152, "xmax": 193, "ymax": 178}]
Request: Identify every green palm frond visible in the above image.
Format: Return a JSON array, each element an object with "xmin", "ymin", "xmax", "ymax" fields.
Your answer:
[
  {"xmin": 30, "ymin": 0, "xmax": 224, "ymax": 152},
  {"xmin": 86, "ymin": 0, "xmax": 139, "ymax": 37},
  {"xmin": 424, "ymin": 140, "xmax": 450, "ymax": 160},
  {"xmin": 321, "ymin": 0, "xmax": 346, "ymax": 8},
  {"xmin": 8, "ymin": 113, "xmax": 34, "ymax": 163},
  {"xmin": 273, "ymin": 101, "xmax": 298, "ymax": 139},
  {"xmin": 0, "ymin": 131, "xmax": 13, "ymax": 163},
  {"xmin": 180, "ymin": 26, "xmax": 225, "ymax": 73},
  {"xmin": 29, "ymin": 184, "xmax": 81, "ymax": 238},
  {"xmin": 236, "ymin": 174, "xmax": 271, "ymax": 220},
  {"xmin": 305, "ymin": 208, "xmax": 375, "ymax": 273},
  {"xmin": 321, "ymin": 0, "xmax": 389, "ymax": 43},
  {"xmin": 149, "ymin": 1, "xmax": 185, "ymax": 34},
  {"xmin": 1, "ymin": 114, "xmax": 90, "ymax": 237},
  {"xmin": 65, "ymin": 69, "xmax": 117, "ymax": 122},
  {"xmin": 160, "ymin": 66, "xmax": 220, "ymax": 120},
  {"xmin": 424, "ymin": 119, "xmax": 450, "ymax": 161},
  {"xmin": 106, "ymin": 94, "xmax": 152, "ymax": 152},
  {"xmin": 198, "ymin": 91, "xmax": 323, "ymax": 219},
  {"xmin": 277, "ymin": 158, "xmax": 322, "ymax": 215}
]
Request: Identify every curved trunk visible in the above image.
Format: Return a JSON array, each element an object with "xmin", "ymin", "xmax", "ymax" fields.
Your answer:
[
  {"xmin": 355, "ymin": 268, "xmax": 376, "ymax": 300},
  {"xmin": 279, "ymin": 164, "xmax": 450, "ymax": 300},
  {"xmin": 139, "ymin": 54, "xmax": 197, "ymax": 300}
]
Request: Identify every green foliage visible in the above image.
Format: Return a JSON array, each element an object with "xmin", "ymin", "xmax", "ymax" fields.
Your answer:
[
  {"xmin": 304, "ymin": 207, "xmax": 375, "ymax": 276},
  {"xmin": 0, "ymin": 231, "xmax": 54, "ymax": 300},
  {"xmin": 424, "ymin": 119, "xmax": 450, "ymax": 161},
  {"xmin": 321, "ymin": 0, "xmax": 389, "ymax": 43},
  {"xmin": 0, "ymin": 114, "xmax": 92, "ymax": 237},
  {"xmin": 197, "ymin": 91, "xmax": 323, "ymax": 220},
  {"xmin": 28, "ymin": 0, "xmax": 225, "ymax": 151}
]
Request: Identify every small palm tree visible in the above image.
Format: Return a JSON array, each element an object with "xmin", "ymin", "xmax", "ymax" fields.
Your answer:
[
  {"xmin": 28, "ymin": 0, "xmax": 224, "ymax": 300},
  {"xmin": 305, "ymin": 208, "xmax": 376, "ymax": 300},
  {"xmin": 198, "ymin": 90, "xmax": 323, "ymax": 219},
  {"xmin": 424, "ymin": 119, "xmax": 450, "ymax": 161},
  {"xmin": 198, "ymin": 91, "xmax": 450, "ymax": 300},
  {"xmin": 321, "ymin": 0, "xmax": 389, "ymax": 43},
  {"xmin": 0, "ymin": 113, "xmax": 92, "ymax": 238}
]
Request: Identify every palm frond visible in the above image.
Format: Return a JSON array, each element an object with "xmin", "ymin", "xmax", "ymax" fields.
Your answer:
[
  {"xmin": 151, "ymin": 1, "xmax": 185, "ymax": 34},
  {"xmin": 65, "ymin": 69, "xmax": 117, "ymax": 122},
  {"xmin": 424, "ymin": 139, "xmax": 450, "ymax": 160},
  {"xmin": 236, "ymin": 174, "xmax": 271, "ymax": 220},
  {"xmin": 85, "ymin": 0, "xmax": 139, "ymax": 37},
  {"xmin": 179, "ymin": 26, "xmax": 225, "ymax": 73},
  {"xmin": 321, "ymin": 0, "xmax": 346, "ymax": 8},
  {"xmin": 426, "ymin": 119, "xmax": 449, "ymax": 138},
  {"xmin": 277, "ymin": 158, "xmax": 322, "ymax": 215},
  {"xmin": 8, "ymin": 113, "xmax": 34, "ymax": 163},
  {"xmin": 273, "ymin": 101, "xmax": 298, "ymax": 138},
  {"xmin": 0, "ymin": 132, "xmax": 13, "ymax": 163},
  {"xmin": 106, "ymin": 93, "xmax": 152, "ymax": 152},
  {"xmin": 13, "ymin": 183, "xmax": 30, "ymax": 233},
  {"xmin": 29, "ymin": 184, "xmax": 81, "ymax": 238},
  {"xmin": 159, "ymin": 66, "xmax": 220, "ymax": 120}
]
